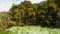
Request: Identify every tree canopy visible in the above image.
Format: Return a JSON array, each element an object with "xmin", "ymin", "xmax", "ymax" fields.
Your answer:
[{"xmin": 0, "ymin": 0, "xmax": 60, "ymax": 30}]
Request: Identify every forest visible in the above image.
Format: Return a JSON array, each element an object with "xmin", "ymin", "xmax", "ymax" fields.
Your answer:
[{"xmin": 0, "ymin": 0, "xmax": 60, "ymax": 30}]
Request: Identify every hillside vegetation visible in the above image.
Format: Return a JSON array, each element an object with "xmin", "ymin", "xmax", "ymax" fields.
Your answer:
[{"xmin": 0, "ymin": 0, "xmax": 60, "ymax": 30}]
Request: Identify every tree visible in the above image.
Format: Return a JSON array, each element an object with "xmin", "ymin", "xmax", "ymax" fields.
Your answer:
[{"xmin": 8, "ymin": 0, "xmax": 60, "ymax": 27}]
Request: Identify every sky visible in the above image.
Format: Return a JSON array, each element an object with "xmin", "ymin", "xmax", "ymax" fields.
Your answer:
[{"xmin": 0, "ymin": 0, "xmax": 45, "ymax": 12}]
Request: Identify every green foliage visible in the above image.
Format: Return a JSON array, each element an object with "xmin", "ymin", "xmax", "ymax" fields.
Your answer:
[
  {"xmin": 0, "ymin": 0, "xmax": 60, "ymax": 29},
  {"xmin": 8, "ymin": 0, "xmax": 60, "ymax": 27},
  {"xmin": 9, "ymin": 21, "xmax": 16, "ymax": 26}
]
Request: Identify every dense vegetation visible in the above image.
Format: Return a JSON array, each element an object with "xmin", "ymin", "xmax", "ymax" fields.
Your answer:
[{"xmin": 0, "ymin": 0, "xmax": 60, "ymax": 30}]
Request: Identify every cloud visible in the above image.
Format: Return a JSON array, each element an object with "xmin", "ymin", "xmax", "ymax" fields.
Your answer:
[
  {"xmin": 0, "ymin": 0, "xmax": 24, "ymax": 11},
  {"xmin": 0, "ymin": 2, "xmax": 12, "ymax": 12},
  {"xmin": 28, "ymin": 0, "xmax": 45, "ymax": 3},
  {"xmin": 0, "ymin": 3, "xmax": 10, "ymax": 12}
]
